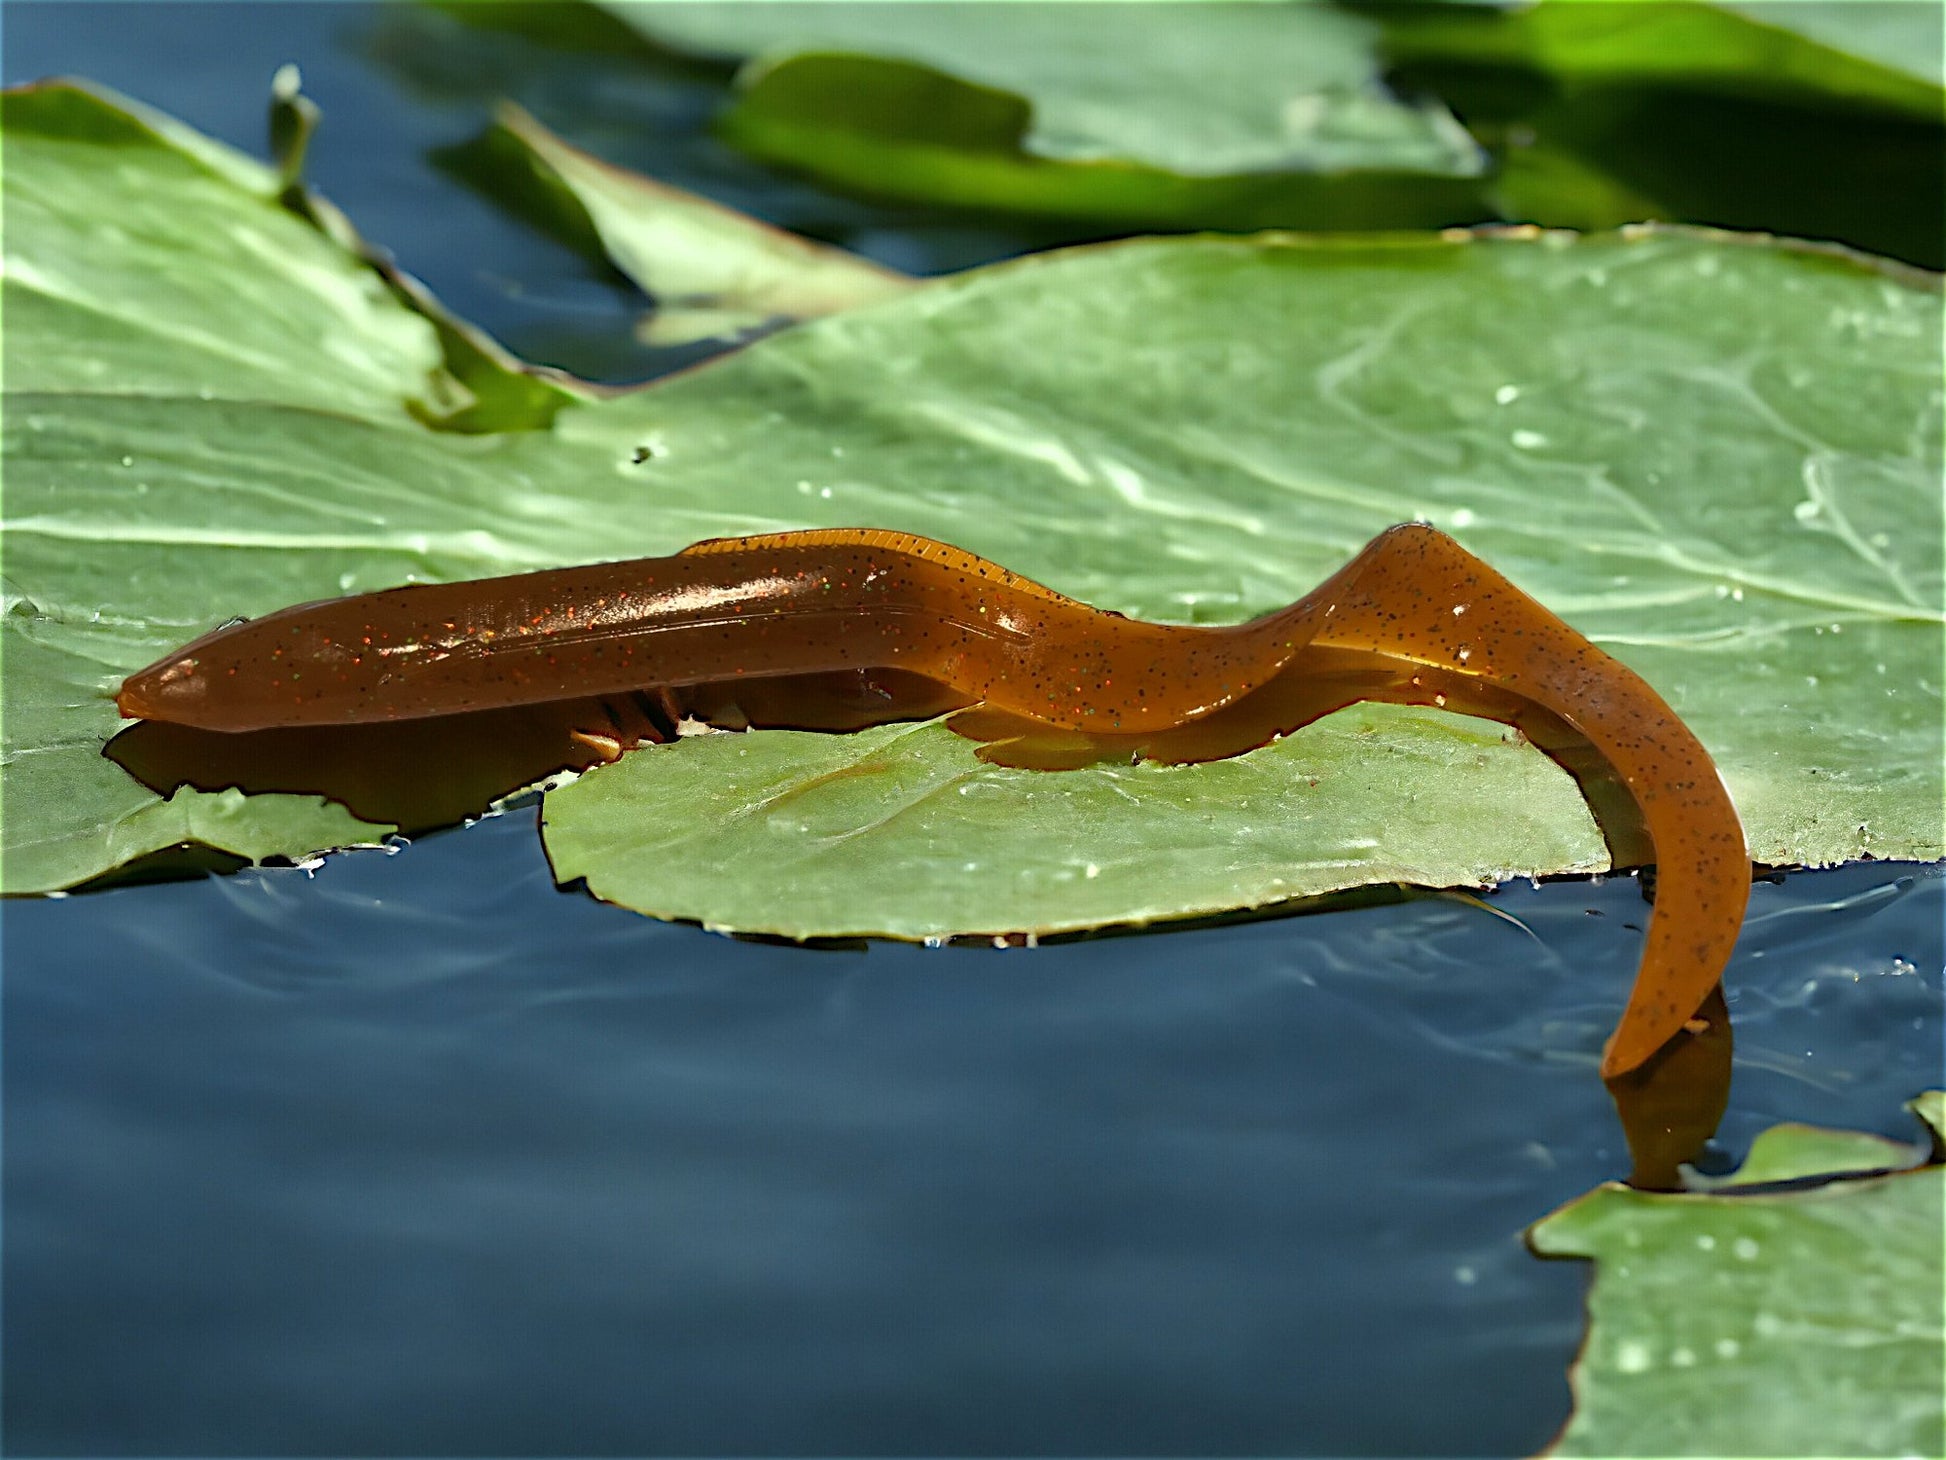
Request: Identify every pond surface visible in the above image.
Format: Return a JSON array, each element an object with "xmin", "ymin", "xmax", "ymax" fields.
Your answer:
[
  {"xmin": 9, "ymin": 811, "xmax": 1942, "ymax": 1455},
  {"xmin": 6, "ymin": 5, "xmax": 1943, "ymax": 1454}
]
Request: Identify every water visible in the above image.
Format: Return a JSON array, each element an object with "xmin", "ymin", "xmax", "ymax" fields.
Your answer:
[
  {"xmin": 8, "ymin": 810, "xmax": 1940, "ymax": 1454},
  {"xmin": 6, "ymin": 5, "xmax": 1944, "ymax": 1453}
]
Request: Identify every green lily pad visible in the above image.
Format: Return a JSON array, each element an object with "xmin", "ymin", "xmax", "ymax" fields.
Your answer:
[
  {"xmin": 1376, "ymin": 0, "xmax": 1944, "ymax": 116},
  {"xmin": 1373, "ymin": 0, "xmax": 1946, "ymax": 269},
  {"xmin": 1528, "ymin": 1093, "xmax": 1946, "ymax": 1458},
  {"xmin": 1717, "ymin": 1, "xmax": 1945, "ymax": 92},
  {"xmin": 1, "ymin": 79, "xmax": 442, "ymax": 881},
  {"xmin": 540, "ymin": 227, "xmax": 1942, "ymax": 930},
  {"xmin": 3, "ymin": 81, "xmax": 438, "ymax": 419},
  {"xmin": 596, "ymin": 0, "xmax": 1494, "ymax": 231},
  {"xmin": 542, "ymin": 709, "xmax": 1603, "ymax": 940},
  {"xmin": 616, "ymin": 0, "xmax": 1486, "ymax": 176},
  {"xmin": 1690, "ymin": 1121, "xmax": 1925, "ymax": 1191},
  {"xmin": 4, "ymin": 82, "xmax": 1940, "ymax": 936},
  {"xmin": 1915, "ymin": 1092, "xmax": 1946, "ymax": 1157},
  {"xmin": 450, "ymin": 100, "xmax": 913, "ymax": 346}
]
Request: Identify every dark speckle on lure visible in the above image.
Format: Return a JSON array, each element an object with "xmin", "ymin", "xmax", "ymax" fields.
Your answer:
[{"xmin": 117, "ymin": 523, "xmax": 1750, "ymax": 1078}]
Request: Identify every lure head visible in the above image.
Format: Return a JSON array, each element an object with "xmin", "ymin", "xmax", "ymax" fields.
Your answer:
[
  {"xmin": 116, "ymin": 613, "xmax": 284, "ymax": 730},
  {"xmin": 117, "ymin": 639, "xmax": 223, "ymax": 727}
]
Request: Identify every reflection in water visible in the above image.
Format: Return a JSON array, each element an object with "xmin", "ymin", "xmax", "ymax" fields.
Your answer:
[{"xmin": 1606, "ymin": 982, "xmax": 1733, "ymax": 1190}]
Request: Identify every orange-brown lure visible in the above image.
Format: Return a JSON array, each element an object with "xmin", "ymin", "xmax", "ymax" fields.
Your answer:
[{"xmin": 117, "ymin": 524, "xmax": 1751, "ymax": 1077}]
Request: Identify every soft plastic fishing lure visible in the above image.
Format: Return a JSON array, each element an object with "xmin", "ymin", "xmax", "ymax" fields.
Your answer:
[{"xmin": 118, "ymin": 524, "xmax": 1750, "ymax": 1077}]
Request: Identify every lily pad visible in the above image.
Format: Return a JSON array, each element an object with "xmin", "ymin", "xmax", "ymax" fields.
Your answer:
[
  {"xmin": 1528, "ymin": 1093, "xmax": 1946, "ymax": 1458},
  {"xmin": 1376, "ymin": 0, "xmax": 1944, "ymax": 116},
  {"xmin": 447, "ymin": 100, "xmax": 913, "ymax": 346},
  {"xmin": 1690, "ymin": 1120, "xmax": 1925, "ymax": 1190},
  {"xmin": 540, "ymin": 228, "xmax": 1942, "ymax": 929},
  {"xmin": 541, "ymin": 710, "xmax": 1603, "ymax": 940},
  {"xmin": 597, "ymin": 0, "xmax": 1494, "ymax": 231},
  {"xmin": 615, "ymin": 0, "xmax": 1486, "ymax": 176},
  {"xmin": 1373, "ymin": 0, "xmax": 1946, "ymax": 268},
  {"xmin": 4, "ymin": 82, "xmax": 1940, "ymax": 939},
  {"xmin": 1717, "ymin": 2, "xmax": 1945, "ymax": 93}
]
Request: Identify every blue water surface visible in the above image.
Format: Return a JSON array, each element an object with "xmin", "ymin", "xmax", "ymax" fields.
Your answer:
[
  {"xmin": 5, "ymin": 5, "xmax": 1943, "ymax": 1455},
  {"xmin": 8, "ymin": 811, "xmax": 1942, "ymax": 1455}
]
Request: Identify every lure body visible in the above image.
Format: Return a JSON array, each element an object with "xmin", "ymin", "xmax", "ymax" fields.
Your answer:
[
  {"xmin": 118, "ymin": 524, "xmax": 1750, "ymax": 1078},
  {"xmin": 117, "ymin": 529, "xmax": 1295, "ymax": 735}
]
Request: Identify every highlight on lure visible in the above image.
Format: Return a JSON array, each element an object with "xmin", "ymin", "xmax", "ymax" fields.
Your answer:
[{"xmin": 116, "ymin": 524, "xmax": 1752, "ymax": 1079}]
